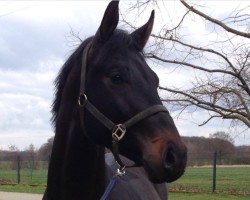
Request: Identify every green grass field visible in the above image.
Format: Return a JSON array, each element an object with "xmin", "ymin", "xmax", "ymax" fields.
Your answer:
[
  {"xmin": 0, "ymin": 169, "xmax": 47, "ymax": 185},
  {"xmin": 169, "ymin": 166, "xmax": 250, "ymax": 195},
  {"xmin": 0, "ymin": 184, "xmax": 45, "ymax": 194},
  {"xmin": 0, "ymin": 165, "xmax": 249, "ymax": 199},
  {"xmin": 0, "ymin": 168, "xmax": 47, "ymax": 194},
  {"xmin": 169, "ymin": 192, "xmax": 250, "ymax": 200}
]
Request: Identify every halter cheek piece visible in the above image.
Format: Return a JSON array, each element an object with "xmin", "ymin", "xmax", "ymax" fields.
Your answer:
[{"xmin": 78, "ymin": 42, "xmax": 168, "ymax": 172}]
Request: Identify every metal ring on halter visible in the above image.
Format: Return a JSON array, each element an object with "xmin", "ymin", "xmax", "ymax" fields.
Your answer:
[
  {"xmin": 116, "ymin": 165, "xmax": 126, "ymax": 176},
  {"xmin": 78, "ymin": 93, "xmax": 87, "ymax": 107}
]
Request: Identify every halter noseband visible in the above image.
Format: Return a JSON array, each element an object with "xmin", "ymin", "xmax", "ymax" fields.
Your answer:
[{"xmin": 78, "ymin": 42, "xmax": 168, "ymax": 171}]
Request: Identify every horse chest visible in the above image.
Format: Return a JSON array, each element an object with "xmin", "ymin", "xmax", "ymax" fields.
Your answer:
[{"xmin": 105, "ymin": 153, "xmax": 168, "ymax": 200}]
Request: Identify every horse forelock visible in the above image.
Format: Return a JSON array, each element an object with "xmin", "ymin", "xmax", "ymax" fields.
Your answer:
[
  {"xmin": 105, "ymin": 29, "xmax": 145, "ymax": 55},
  {"xmin": 110, "ymin": 29, "xmax": 132, "ymax": 46}
]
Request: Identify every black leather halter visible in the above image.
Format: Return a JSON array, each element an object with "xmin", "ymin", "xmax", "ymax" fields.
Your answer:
[{"xmin": 78, "ymin": 42, "xmax": 168, "ymax": 172}]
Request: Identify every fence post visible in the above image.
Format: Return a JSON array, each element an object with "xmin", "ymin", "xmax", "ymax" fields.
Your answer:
[
  {"xmin": 212, "ymin": 152, "xmax": 217, "ymax": 192},
  {"xmin": 17, "ymin": 155, "xmax": 21, "ymax": 184}
]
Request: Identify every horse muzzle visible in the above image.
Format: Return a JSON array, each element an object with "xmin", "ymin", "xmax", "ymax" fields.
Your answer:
[{"xmin": 141, "ymin": 134, "xmax": 187, "ymax": 183}]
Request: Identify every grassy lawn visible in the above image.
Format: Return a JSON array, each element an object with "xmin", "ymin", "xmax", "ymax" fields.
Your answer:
[
  {"xmin": 169, "ymin": 192, "xmax": 250, "ymax": 200},
  {"xmin": 0, "ymin": 168, "xmax": 47, "ymax": 194},
  {"xmin": 0, "ymin": 169, "xmax": 47, "ymax": 185},
  {"xmin": 0, "ymin": 184, "xmax": 46, "ymax": 194},
  {"xmin": 169, "ymin": 166, "xmax": 250, "ymax": 194}
]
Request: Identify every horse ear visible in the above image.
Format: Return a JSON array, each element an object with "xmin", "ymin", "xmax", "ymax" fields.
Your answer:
[
  {"xmin": 131, "ymin": 10, "xmax": 155, "ymax": 51},
  {"xmin": 91, "ymin": 1, "xmax": 119, "ymax": 50}
]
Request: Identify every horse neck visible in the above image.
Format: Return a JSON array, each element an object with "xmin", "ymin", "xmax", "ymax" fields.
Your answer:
[{"xmin": 48, "ymin": 106, "xmax": 106, "ymax": 200}]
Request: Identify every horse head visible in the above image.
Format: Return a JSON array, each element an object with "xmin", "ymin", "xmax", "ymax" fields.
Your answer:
[{"xmin": 82, "ymin": 1, "xmax": 187, "ymax": 183}]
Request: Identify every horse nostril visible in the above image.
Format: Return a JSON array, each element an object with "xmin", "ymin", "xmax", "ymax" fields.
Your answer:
[{"xmin": 164, "ymin": 145, "xmax": 176, "ymax": 170}]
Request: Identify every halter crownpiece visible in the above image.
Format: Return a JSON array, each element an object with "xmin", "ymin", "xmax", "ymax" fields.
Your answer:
[{"xmin": 78, "ymin": 41, "xmax": 169, "ymax": 171}]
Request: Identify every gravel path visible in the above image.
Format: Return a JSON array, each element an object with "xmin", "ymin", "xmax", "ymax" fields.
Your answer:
[{"xmin": 0, "ymin": 192, "xmax": 42, "ymax": 200}]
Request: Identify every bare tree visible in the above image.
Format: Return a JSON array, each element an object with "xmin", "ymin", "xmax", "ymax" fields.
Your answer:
[
  {"xmin": 209, "ymin": 131, "xmax": 235, "ymax": 164},
  {"xmin": 209, "ymin": 131, "xmax": 234, "ymax": 144},
  {"xmin": 122, "ymin": 0, "xmax": 250, "ymax": 129},
  {"xmin": 8, "ymin": 144, "xmax": 19, "ymax": 152},
  {"xmin": 38, "ymin": 136, "xmax": 54, "ymax": 160},
  {"xmin": 24, "ymin": 143, "xmax": 36, "ymax": 157}
]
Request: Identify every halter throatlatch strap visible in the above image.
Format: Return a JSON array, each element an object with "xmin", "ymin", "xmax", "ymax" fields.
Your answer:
[{"xmin": 78, "ymin": 41, "xmax": 169, "ymax": 171}]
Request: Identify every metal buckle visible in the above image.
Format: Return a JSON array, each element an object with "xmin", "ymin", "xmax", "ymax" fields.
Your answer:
[
  {"xmin": 112, "ymin": 124, "xmax": 126, "ymax": 141},
  {"xmin": 78, "ymin": 93, "xmax": 87, "ymax": 107}
]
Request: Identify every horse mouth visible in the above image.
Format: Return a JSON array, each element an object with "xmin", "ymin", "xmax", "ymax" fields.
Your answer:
[
  {"xmin": 142, "ymin": 158, "xmax": 186, "ymax": 183},
  {"xmin": 141, "ymin": 141, "xmax": 187, "ymax": 183}
]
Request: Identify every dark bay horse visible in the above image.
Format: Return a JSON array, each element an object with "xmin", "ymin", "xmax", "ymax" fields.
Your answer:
[{"xmin": 43, "ymin": 1, "xmax": 187, "ymax": 200}]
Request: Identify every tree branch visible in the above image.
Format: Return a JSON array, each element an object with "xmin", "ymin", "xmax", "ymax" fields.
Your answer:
[
  {"xmin": 160, "ymin": 86, "xmax": 250, "ymax": 127},
  {"xmin": 147, "ymin": 53, "xmax": 236, "ymax": 76},
  {"xmin": 151, "ymin": 34, "xmax": 237, "ymax": 72},
  {"xmin": 180, "ymin": 0, "xmax": 250, "ymax": 39}
]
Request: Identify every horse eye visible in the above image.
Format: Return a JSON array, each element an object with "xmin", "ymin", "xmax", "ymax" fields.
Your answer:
[{"xmin": 110, "ymin": 72, "xmax": 123, "ymax": 84}]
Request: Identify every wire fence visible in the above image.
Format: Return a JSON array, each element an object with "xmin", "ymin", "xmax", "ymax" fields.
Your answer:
[
  {"xmin": 170, "ymin": 151, "xmax": 250, "ymax": 194},
  {"xmin": 0, "ymin": 152, "xmax": 249, "ymax": 194},
  {"xmin": 0, "ymin": 154, "xmax": 48, "ymax": 185}
]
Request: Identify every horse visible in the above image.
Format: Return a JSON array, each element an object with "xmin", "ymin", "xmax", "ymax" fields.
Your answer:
[{"xmin": 43, "ymin": 1, "xmax": 187, "ymax": 200}]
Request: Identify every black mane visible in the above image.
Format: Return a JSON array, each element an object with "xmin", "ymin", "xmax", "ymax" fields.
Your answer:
[{"xmin": 51, "ymin": 37, "xmax": 92, "ymax": 127}]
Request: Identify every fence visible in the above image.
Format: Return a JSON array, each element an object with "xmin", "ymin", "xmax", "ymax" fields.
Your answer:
[
  {"xmin": 0, "ymin": 154, "xmax": 48, "ymax": 185},
  {"xmin": 187, "ymin": 151, "xmax": 250, "ymax": 166},
  {"xmin": 0, "ymin": 152, "xmax": 249, "ymax": 195},
  {"xmin": 169, "ymin": 151, "xmax": 250, "ymax": 194}
]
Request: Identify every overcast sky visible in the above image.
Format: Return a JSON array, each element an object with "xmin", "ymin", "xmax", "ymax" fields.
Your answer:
[{"xmin": 0, "ymin": 1, "xmax": 249, "ymax": 150}]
